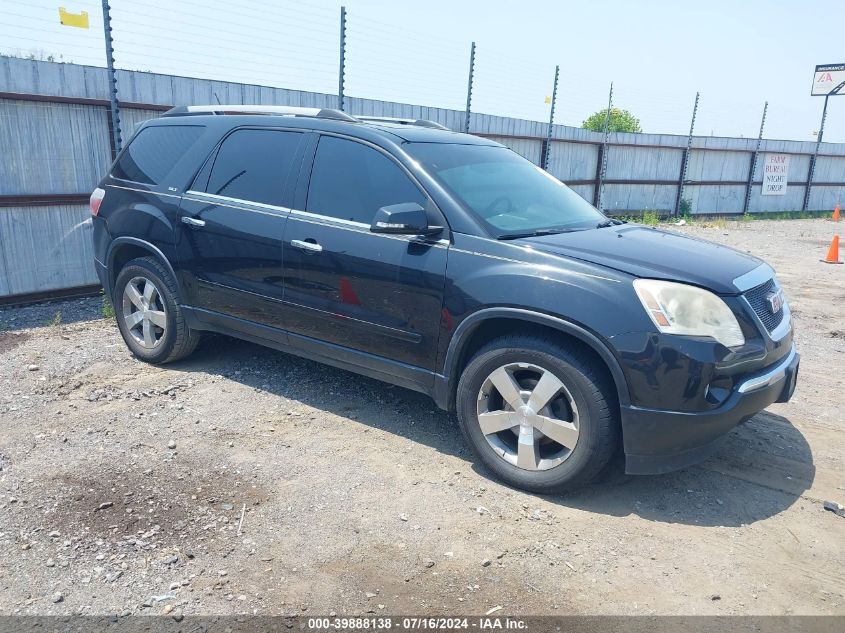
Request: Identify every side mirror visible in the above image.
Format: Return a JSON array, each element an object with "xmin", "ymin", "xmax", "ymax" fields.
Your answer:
[{"xmin": 370, "ymin": 203, "xmax": 442, "ymax": 236}]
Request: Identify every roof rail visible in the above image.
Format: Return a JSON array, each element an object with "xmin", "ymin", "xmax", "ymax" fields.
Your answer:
[
  {"xmin": 160, "ymin": 106, "xmax": 453, "ymax": 131},
  {"xmin": 162, "ymin": 104, "xmax": 357, "ymax": 122},
  {"xmin": 355, "ymin": 116, "xmax": 450, "ymax": 131}
]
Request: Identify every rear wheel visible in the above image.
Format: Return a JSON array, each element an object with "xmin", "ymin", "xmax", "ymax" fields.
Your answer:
[
  {"xmin": 456, "ymin": 335, "xmax": 618, "ymax": 493},
  {"xmin": 113, "ymin": 257, "xmax": 199, "ymax": 364}
]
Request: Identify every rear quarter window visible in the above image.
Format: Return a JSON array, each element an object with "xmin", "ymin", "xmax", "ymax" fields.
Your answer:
[{"xmin": 112, "ymin": 125, "xmax": 204, "ymax": 185}]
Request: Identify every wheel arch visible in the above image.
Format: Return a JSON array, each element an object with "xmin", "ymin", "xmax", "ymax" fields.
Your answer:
[
  {"xmin": 435, "ymin": 308, "xmax": 631, "ymax": 411},
  {"xmin": 106, "ymin": 238, "xmax": 179, "ymax": 297}
]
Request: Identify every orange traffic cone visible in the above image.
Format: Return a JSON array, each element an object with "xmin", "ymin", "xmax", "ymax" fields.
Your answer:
[
  {"xmin": 822, "ymin": 235, "xmax": 843, "ymax": 264},
  {"xmin": 833, "ymin": 203, "xmax": 841, "ymax": 222}
]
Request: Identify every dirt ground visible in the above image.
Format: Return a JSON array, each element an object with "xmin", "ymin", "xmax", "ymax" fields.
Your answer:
[{"xmin": 0, "ymin": 218, "xmax": 843, "ymax": 618}]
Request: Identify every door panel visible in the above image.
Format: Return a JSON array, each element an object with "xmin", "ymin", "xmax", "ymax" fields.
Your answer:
[
  {"xmin": 176, "ymin": 194, "xmax": 289, "ymax": 328},
  {"xmin": 281, "ymin": 134, "xmax": 448, "ymax": 370},
  {"xmin": 283, "ymin": 213, "xmax": 448, "ymax": 369},
  {"xmin": 175, "ymin": 128, "xmax": 305, "ymax": 330}
]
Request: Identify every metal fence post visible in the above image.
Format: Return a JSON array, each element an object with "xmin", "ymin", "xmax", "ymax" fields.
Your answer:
[
  {"xmin": 743, "ymin": 101, "xmax": 768, "ymax": 215},
  {"xmin": 337, "ymin": 6, "xmax": 347, "ymax": 111},
  {"xmin": 803, "ymin": 94, "xmax": 829, "ymax": 211},
  {"xmin": 101, "ymin": 0, "xmax": 121, "ymax": 157},
  {"xmin": 595, "ymin": 82, "xmax": 613, "ymax": 212},
  {"xmin": 592, "ymin": 145, "xmax": 604, "ymax": 207},
  {"xmin": 463, "ymin": 41, "xmax": 475, "ymax": 133},
  {"xmin": 542, "ymin": 65, "xmax": 559, "ymax": 171},
  {"xmin": 674, "ymin": 91, "xmax": 699, "ymax": 217}
]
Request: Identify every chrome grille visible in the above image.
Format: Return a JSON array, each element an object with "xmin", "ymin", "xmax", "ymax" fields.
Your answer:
[{"xmin": 743, "ymin": 279, "xmax": 785, "ymax": 333}]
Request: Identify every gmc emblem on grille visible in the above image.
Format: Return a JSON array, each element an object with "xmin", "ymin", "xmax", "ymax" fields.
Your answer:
[{"xmin": 766, "ymin": 289, "xmax": 784, "ymax": 314}]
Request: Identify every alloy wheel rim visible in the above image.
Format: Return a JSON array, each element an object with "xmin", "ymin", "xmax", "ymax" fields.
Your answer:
[
  {"xmin": 476, "ymin": 362, "xmax": 579, "ymax": 471},
  {"xmin": 122, "ymin": 276, "xmax": 167, "ymax": 349}
]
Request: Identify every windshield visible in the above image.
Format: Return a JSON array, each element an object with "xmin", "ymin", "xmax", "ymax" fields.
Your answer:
[{"xmin": 407, "ymin": 143, "xmax": 605, "ymax": 237}]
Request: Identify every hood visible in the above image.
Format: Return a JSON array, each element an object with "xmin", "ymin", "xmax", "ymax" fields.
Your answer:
[{"xmin": 519, "ymin": 225, "xmax": 763, "ymax": 294}]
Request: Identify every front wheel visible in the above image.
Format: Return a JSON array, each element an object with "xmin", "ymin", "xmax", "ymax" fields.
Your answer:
[
  {"xmin": 113, "ymin": 256, "xmax": 199, "ymax": 364},
  {"xmin": 456, "ymin": 335, "xmax": 618, "ymax": 494}
]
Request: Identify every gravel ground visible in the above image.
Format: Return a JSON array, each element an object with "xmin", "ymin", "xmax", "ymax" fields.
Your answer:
[
  {"xmin": 0, "ymin": 295, "xmax": 104, "ymax": 332},
  {"xmin": 0, "ymin": 219, "xmax": 843, "ymax": 618}
]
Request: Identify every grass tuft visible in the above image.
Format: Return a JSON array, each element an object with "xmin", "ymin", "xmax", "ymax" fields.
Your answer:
[
  {"xmin": 641, "ymin": 209, "xmax": 660, "ymax": 226},
  {"xmin": 102, "ymin": 296, "xmax": 115, "ymax": 319}
]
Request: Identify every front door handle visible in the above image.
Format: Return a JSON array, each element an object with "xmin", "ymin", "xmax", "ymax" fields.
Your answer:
[
  {"xmin": 291, "ymin": 239, "xmax": 323, "ymax": 253},
  {"xmin": 181, "ymin": 216, "xmax": 206, "ymax": 227}
]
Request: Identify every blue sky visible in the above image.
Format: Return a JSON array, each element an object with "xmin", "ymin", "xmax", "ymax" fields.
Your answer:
[{"xmin": 3, "ymin": 0, "xmax": 844, "ymax": 142}]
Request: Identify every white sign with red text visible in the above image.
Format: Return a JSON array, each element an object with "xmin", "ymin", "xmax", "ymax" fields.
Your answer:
[
  {"xmin": 811, "ymin": 63, "xmax": 845, "ymax": 96},
  {"xmin": 762, "ymin": 154, "xmax": 789, "ymax": 196}
]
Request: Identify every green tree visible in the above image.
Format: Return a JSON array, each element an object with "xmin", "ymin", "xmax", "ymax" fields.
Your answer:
[{"xmin": 582, "ymin": 107, "xmax": 642, "ymax": 133}]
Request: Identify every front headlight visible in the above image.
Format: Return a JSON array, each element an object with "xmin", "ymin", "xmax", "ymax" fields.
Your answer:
[{"xmin": 633, "ymin": 279, "xmax": 745, "ymax": 348}]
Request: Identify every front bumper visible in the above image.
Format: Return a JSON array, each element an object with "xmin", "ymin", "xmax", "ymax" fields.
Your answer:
[{"xmin": 622, "ymin": 345, "xmax": 799, "ymax": 475}]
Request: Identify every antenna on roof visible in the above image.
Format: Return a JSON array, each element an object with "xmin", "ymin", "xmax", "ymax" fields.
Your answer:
[{"xmin": 213, "ymin": 93, "xmax": 222, "ymax": 105}]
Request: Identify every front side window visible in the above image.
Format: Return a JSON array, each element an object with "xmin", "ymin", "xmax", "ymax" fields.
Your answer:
[
  {"xmin": 112, "ymin": 125, "xmax": 204, "ymax": 185},
  {"xmin": 306, "ymin": 135, "xmax": 426, "ymax": 224},
  {"xmin": 407, "ymin": 143, "xmax": 604, "ymax": 237},
  {"xmin": 205, "ymin": 129, "xmax": 303, "ymax": 206}
]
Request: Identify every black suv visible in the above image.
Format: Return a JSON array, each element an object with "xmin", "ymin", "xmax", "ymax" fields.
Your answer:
[{"xmin": 91, "ymin": 105, "xmax": 799, "ymax": 493}]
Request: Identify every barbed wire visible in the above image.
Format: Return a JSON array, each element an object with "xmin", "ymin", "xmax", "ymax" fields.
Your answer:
[
  {"xmin": 344, "ymin": 18, "xmax": 467, "ymax": 110},
  {"xmin": 1, "ymin": 1, "xmax": 839, "ymax": 142}
]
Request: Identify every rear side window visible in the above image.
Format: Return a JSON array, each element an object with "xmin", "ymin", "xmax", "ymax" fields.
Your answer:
[
  {"xmin": 205, "ymin": 129, "xmax": 302, "ymax": 206},
  {"xmin": 112, "ymin": 125, "xmax": 204, "ymax": 185},
  {"xmin": 306, "ymin": 136, "xmax": 425, "ymax": 224}
]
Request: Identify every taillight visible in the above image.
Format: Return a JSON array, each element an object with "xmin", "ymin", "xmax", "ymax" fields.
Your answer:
[
  {"xmin": 90, "ymin": 187, "xmax": 105, "ymax": 216},
  {"xmin": 88, "ymin": 187, "xmax": 106, "ymax": 215}
]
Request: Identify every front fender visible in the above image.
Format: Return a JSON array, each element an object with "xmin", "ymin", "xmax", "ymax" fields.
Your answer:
[
  {"xmin": 435, "ymin": 306, "xmax": 632, "ymax": 411},
  {"xmin": 433, "ymin": 234, "xmax": 652, "ymax": 410}
]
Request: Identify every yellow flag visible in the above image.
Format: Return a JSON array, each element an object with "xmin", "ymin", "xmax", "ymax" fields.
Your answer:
[
  {"xmin": 59, "ymin": 7, "xmax": 89, "ymax": 29},
  {"xmin": 544, "ymin": 96, "xmax": 552, "ymax": 104}
]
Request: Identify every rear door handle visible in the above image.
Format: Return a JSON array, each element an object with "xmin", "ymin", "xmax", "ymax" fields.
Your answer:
[
  {"xmin": 181, "ymin": 216, "xmax": 206, "ymax": 227},
  {"xmin": 291, "ymin": 239, "xmax": 323, "ymax": 253}
]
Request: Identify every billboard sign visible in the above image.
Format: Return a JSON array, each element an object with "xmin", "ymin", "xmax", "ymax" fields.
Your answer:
[
  {"xmin": 762, "ymin": 154, "xmax": 789, "ymax": 196},
  {"xmin": 811, "ymin": 64, "xmax": 845, "ymax": 96}
]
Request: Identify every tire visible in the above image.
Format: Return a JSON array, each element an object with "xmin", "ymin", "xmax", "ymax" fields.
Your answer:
[
  {"xmin": 112, "ymin": 256, "xmax": 200, "ymax": 364},
  {"xmin": 456, "ymin": 334, "xmax": 618, "ymax": 494}
]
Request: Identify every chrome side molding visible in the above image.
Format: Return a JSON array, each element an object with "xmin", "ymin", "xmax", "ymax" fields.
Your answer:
[{"xmin": 736, "ymin": 346, "xmax": 796, "ymax": 394}]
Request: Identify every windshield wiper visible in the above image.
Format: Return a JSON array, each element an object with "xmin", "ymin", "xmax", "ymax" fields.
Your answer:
[
  {"xmin": 498, "ymin": 228, "xmax": 580, "ymax": 240},
  {"xmin": 596, "ymin": 218, "xmax": 626, "ymax": 228}
]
